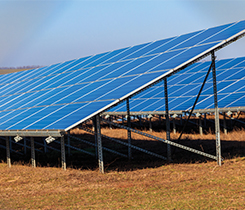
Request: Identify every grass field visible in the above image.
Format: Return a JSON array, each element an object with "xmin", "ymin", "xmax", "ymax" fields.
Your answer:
[
  {"xmin": 0, "ymin": 157, "xmax": 244, "ymax": 209},
  {"xmin": 0, "ymin": 68, "xmax": 30, "ymax": 75},
  {"xmin": 0, "ymin": 128, "xmax": 244, "ymax": 209}
]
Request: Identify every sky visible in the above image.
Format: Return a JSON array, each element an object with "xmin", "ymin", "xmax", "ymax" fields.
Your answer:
[{"xmin": 0, "ymin": 0, "xmax": 245, "ymax": 68}]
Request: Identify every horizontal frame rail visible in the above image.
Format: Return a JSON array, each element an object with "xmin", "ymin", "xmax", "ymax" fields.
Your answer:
[
  {"xmin": 13, "ymin": 140, "xmax": 43, "ymax": 153},
  {"xmin": 103, "ymin": 107, "xmax": 245, "ymax": 116},
  {"xmin": 23, "ymin": 138, "xmax": 60, "ymax": 152},
  {"xmin": 0, "ymin": 144, "xmax": 23, "ymax": 155},
  {"xmin": 53, "ymin": 140, "xmax": 95, "ymax": 156}
]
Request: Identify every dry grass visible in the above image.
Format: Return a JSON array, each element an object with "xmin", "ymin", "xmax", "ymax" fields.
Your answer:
[
  {"xmin": 1, "ymin": 120, "xmax": 245, "ymax": 209},
  {"xmin": 71, "ymin": 127, "xmax": 245, "ymax": 164},
  {"xmin": 0, "ymin": 157, "xmax": 244, "ymax": 209},
  {"xmin": 71, "ymin": 126, "xmax": 245, "ymax": 142},
  {"xmin": 0, "ymin": 68, "xmax": 30, "ymax": 75}
]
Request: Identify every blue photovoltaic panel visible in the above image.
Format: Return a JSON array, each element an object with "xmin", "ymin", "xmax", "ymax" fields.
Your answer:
[
  {"xmin": 110, "ymin": 57, "xmax": 245, "ymax": 113},
  {"xmin": 0, "ymin": 20, "xmax": 245, "ymax": 132}
]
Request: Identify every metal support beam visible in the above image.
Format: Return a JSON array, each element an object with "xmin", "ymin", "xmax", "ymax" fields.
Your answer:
[
  {"xmin": 6, "ymin": 137, "xmax": 11, "ymax": 168},
  {"xmin": 159, "ymin": 115, "xmax": 161, "ymax": 126},
  {"xmin": 61, "ymin": 136, "xmax": 66, "ymax": 170},
  {"xmin": 23, "ymin": 137, "xmax": 27, "ymax": 154},
  {"xmin": 96, "ymin": 115, "xmax": 104, "ymax": 174},
  {"xmin": 149, "ymin": 117, "xmax": 152, "ymax": 132},
  {"xmin": 0, "ymin": 144, "xmax": 23, "ymax": 156},
  {"xmin": 93, "ymin": 117, "xmax": 98, "ymax": 159},
  {"xmin": 199, "ymin": 117, "xmax": 203, "ymax": 135},
  {"xmin": 223, "ymin": 112, "xmax": 227, "ymax": 135},
  {"xmin": 10, "ymin": 138, "xmax": 42, "ymax": 153},
  {"xmin": 9, "ymin": 136, "xmax": 12, "ymax": 151},
  {"xmin": 173, "ymin": 118, "xmax": 176, "ymax": 134},
  {"xmin": 164, "ymin": 78, "xmax": 171, "ymax": 161},
  {"xmin": 102, "ymin": 118, "xmax": 217, "ymax": 160},
  {"xmin": 127, "ymin": 98, "xmax": 132, "ymax": 159},
  {"xmin": 196, "ymin": 113, "xmax": 203, "ymax": 135},
  {"xmin": 67, "ymin": 132, "xmax": 127, "ymax": 158},
  {"xmin": 67, "ymin": 135, "xmax": 71, "ymax": 156},
  {"xmin": 43, "ymin": 137, "xmax": 47, "ymax": 153},
  {"xmin": 79, "ymin": 126, "xmax": 167, "ymax": 160},
  {"xmin": 177, "ymin": 59, "xmax": 213, "ymax": 142},
  {"xmin": 109, "ymin": 116, "xmax": 112, "ymax": 130},
  {"xmin": 227, "ymin": 112, "xmax": 245, "ymax": 126},
  {"xmin": 230, "ymin": 113, "xmax": 233, "ymax": 128},
  {"xmin": 0, "ymin": 130, "xmax": 63, "ymax": 137},
  {"xmin": 212, "ymin": 51, "xmax": 222, "ymax": 166},
  {"xmin": 30, "ymin": 137, "xmax": 36, "ymax": 168},
  {"xmin": 138, "ymin": 116, "xmax": 142, "ymax": 126},
  {"xmin": 24, "ymin": 137, "xmax": 59, "ymax": 153},
  {"xmin": 204, "ymin": 113, "xmax": 207, "ymax": 127}
]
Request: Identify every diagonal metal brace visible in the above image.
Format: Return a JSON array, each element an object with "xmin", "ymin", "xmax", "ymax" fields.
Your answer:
[
  {"xmin": 79, "ymin": 126, "xmax": 167, "ymax": 160},
  {"xmin": 178, "ymin": 59, "xmax": 214, "ymax": 141},
  {"xmin": 102, "ymin": 118, "xmax": 217, "ymax": 160},
  {"xmin": 67, "ymin": 134, "xmax": 127, "ymax": 158}
]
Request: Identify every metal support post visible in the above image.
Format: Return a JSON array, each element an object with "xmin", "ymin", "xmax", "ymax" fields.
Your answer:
[
  {"xmin": 138, "ymin": 116, "xmax": 142, "ymax": 126},
  {"xmin": 93, "ymin": 117, "xmax": 98, "ymax": 158},
  {"xmin": 96, "ymin": 115, "xmax": 104, "ymax": 173},
  {"xmin": 223, "ymin": 113, "xmax": 227, "ymax": 135},
  {"xmin": 164, "ymin": 78, "xmax": 171, "ymax": 161},
  {"xmin": 43, "ymin": 137, "xmax": 47, "ymax": 153},
  {"xmin": 148, "ymin": 114, "xmax": 153, "ymax": 132},
  {"xmin": 9, "ymin": 136, "xmax": 12, "ymax": 151},
  {"xmin": 61, "ymin": 136, "xmax": 66, "ymax": 170},
  {"xmin": 127, "ymin": 98, "xmax": 132, "ymax": 159},
  {"xmin": 212, "ymin": 51, "xmax": 221, "ymax": 166},
  {"xmin": 6, "ymin": 137, "xmax": 11, "ymax": 168},
  {"xmin": 173, "ymin": 118, "xmax": 176, "ymax": 134},
  {"xmin": 199, "ymin": 117, "xmax": 203, "ymax": 135},
  {"xmin": 230, "ymin": 113, "xmax": 233, "ymax": 128},
  {"xmin": 30, "ymin": 137, "xmax": 36, "ymax": 168},
  {"xmin": 204, "ymin": 113, "xmax": 207, "ymax": 127},
  {"xmin": 109, "ymin": 116, "xmax": 112, "ymax": 130},
  {"xmin": 67, "ymin": 135, "xmax": 71, "ymax": 156},
  {"xmin": 23, "ymin": 137, "xmax": 27, "ymax": 154}
]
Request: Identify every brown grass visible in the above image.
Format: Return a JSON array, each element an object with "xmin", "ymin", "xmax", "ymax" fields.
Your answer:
[
  {"xmin": 70, "ymin": 127, "xmax": 245, "ymax": 164},
  {"xmin": 0, "ymin": 111, "xmax": 245, "ymax": 208},
  {"xmin": 0, "ymin": 68, "xmax": 30, "ymax": 75},
  {"xmin": 71, "ymin": 126, "xmax": 245, "ymax": 142},
  {"xmin": 0, "ymin": 157, "xmax": 244, "ymax": 209}
]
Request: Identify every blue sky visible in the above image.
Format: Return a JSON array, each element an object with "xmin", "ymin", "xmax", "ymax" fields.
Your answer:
[{"xmin": 0, "ymin": 0, "xmax": 245, "ymax": 68}]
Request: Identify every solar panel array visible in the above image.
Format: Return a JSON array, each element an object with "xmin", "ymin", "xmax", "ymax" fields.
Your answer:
[
  {"xmin": 109, "ymin": 57, "xmax": 245, "ymax": 113},
  {"xmin": 0, "ymin": 20, "xmax": 244, "ymax": 133}
]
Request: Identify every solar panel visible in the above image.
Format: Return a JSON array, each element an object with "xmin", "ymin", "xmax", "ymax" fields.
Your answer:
[
  {"xmin": 0, "ymin": 20, "xmax": 245, "ymax": 135},
  {"xmin": 109, "ymin": 57, "xmax": 245, "ymax": 113}
]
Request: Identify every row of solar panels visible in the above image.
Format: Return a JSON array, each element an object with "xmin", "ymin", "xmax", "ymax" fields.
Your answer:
[
  {"xmin": 0, "ymin": 20, "xmax": 244, "ymax": 133},
  {"xmin": 109, "ymin": 57, "xmax": 245, "ymax": 113}
]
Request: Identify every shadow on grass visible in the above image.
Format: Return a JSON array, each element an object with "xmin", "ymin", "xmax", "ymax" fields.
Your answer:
[{"xmin": 0, "ymin": 134, "xmax": 244, "ymax": 172}]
